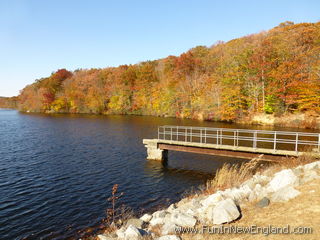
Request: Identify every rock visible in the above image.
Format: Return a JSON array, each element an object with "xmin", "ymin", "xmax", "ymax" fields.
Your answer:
[
  {"xmin": 124, "ymin": 225, "xmax": 142, "ymax": 240},
  {"xmin": 304, "ymin": 161, "xmax": 320, "ymax": 171},
  {"xmin": 222, "ymin": 185, "xmax": 252, "ymax": 202},
  {"xmin": 194, "ymin": 205, "xmax": 210, "ymax": 222},
  {"xmin": 203, "ymin": 205, "xmax": 215, "ymax": 222},
  {"xmin": 293, "ymin": 166, "xmax": 304, "ymax": 177},
  {"xmin": 186, "ymin": 208, "xmax": 197, "ymax": 217},
  {"xmin": 190, "ymin": 198, "xmax": 202, "ymax": 207},
  {"xmin": 176, "ymin": 200, "xmax": 200, "ymax": 214},
  {"xmin": 256, "ymin": 197, "xmax": 270, "ymax": 208},
  {"xmin": 248, "ymin": 191, "xmax": 257, "ymax": 202},
  {"xmin": 170, "ymin": 211, "xmax": 197, "ymax": 227},
  {"xmin": 152, "ymin": 210, "xmax": 167, "ymax": 218},
  {"xmin": 271, "ymin": 186, "xmax": 301, "ymax": 202},
  {"xmin": 167, "ymin": 203, "xmax": 177, "ymax": 213},
  {"xmin": 125, "ymin": 218, "xmax": 144, "ymax": 228},
  {"xmin": 97, "ymin": 234, "xmax": 116, "ymax": 240},
  {"xmin": 302, "ymin": 170, "xmax": 320, "ymax": 183},
  {"xmin": 176, "ymin": 198, "xmax": 189, "ymax": 208},
  {"xmin": 211, "ymin": 198, "xmax": 240, "ymax": 224},
  {"xmin": 201, "ymin": 192, "xmax": 224, "ymax": 207},
  {"xmin": 116, "ymin": 227, "xmax": 126, "ymax": 239},
  {"xmin": 156, "ymin": 235, "xmax": 181, "ymax": 240},
  {"xmin": 244, "ymin": 174, "xmax": 271, "ymax": 188},
  {"xmin": 140, "ymin": 213, "xmax": 152, "ymax": 222},
  {"xmin": 268, "ymin": 169, "xmax": 299, "ymax": 192},
  {"xmin": 161, "ymin": 221, "xmax": 178, "ymax": 235},
  {"xmin": 150, "ymin": 210, "xmax": 169, "ymax": 226},
  {"xmin": 150, "ymin": 217, "xmax": 166, "ymax": 226},
  {"xmin": 249, "ymin": 183, "xmax": 269, "ymax": 202}
]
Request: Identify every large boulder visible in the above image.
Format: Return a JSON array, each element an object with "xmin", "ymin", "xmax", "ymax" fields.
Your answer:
[
  {"xmin": 116, "ymin": 227, "xmax": 126, "ymax": 239},
  {"xmin": 124, "ymin": 225, "xmax": 140, "ymax": 240},
  {"xmin": 140, "ymin": 213, "xmax": 152, "ymax": 222},
  {"xmin": 170, "ymin": 211, "xmax": 197, "ymax": 227},
  {"xmin": 186, "ymin": 208, "xmax": 197, "ymax": 217},
  {"xmin": 167, "ymin": 203, "xmax": 177, "ymax": 213},
  {"xmin": 175, "ymin": 199, "xmax": 201, "ymax": 216},
  {"xmin": 194, "ymin": 205, "xmax": 211, "ymax": 222},
  {"xmin": 152, "ymin": 210, "xmax": 167, "ymax": 218},
  {"xmin": 176, "ymin": 198, "xmax": 189, "ymax": 208},
  {"xmin": 271, "ymin": 186, "xmax": 301, "ymax": 202},
  {"xmin": 161, "ymin": 221, "xmax": 178, "ymax": 235},
  {"xmin": 201, "ymin": 192, "xmax": 224, "ymax": 207},
  {"xmin": 303, "ymin": 161, "xmax": 320, "ymax": 171},
  {"xmin": 302, "ymin": 170, "xmax": 320, "ymax": 183},
  {"xmin": 292, "ymin": 166, "xmax": 304, "ymax": 177},
  {"xmin": 156, "ymin": 235, "xmax": 181, "ymax": 240},
  {"xmin": 267, "ymin": 169, "xmax": 299, "ymax": 192},
  {"xmin": 242, "ymin": 174, "xmax": 271, "ymax": 189},
  {"xmin": 211, "ymin": 198, "xmax": 240, "ymax": 224},
  {"xmin": 150, "ymin": 210, "xmax": 168, "ymax": 226},
  {"xmin": 125, "ymin": 218, "xmax": 144, "ymax": 228},
  {"xmin": 97, "ymin": 234, "xmax": 116, "ymax": 240},
  {"xmin": 222, "ymin": 185, "xmax": 252, "ymax": 202},
  {"xmin": 124, "ymin": 225, "xmax": 147, "ymax": 240},
  {"xmin": 248, "ymin": 184, "xmax": 268, "ymax": 202}
]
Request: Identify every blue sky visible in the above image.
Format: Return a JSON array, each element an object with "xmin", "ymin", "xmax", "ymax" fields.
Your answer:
[{"xmin": 0, "ymin": 0, "xmax": 319, "ymax": 97}]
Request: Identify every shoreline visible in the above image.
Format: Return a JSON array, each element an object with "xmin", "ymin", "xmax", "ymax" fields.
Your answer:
[
  {"xmin": 3, "ymin": 108, "xmax": 320, "ymax": 130},
  {"xmin": 92, "ymin": 154, "xmax": 320, "ymax": 240},
  {"xmin": 85, "ymin": 154, "xmax": 320, "ymax": 240}
]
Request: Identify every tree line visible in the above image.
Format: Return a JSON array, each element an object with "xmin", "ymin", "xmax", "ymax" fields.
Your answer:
[{"xmin": 5, "ymin": 21, "xmax": 320, "ymax": 122}]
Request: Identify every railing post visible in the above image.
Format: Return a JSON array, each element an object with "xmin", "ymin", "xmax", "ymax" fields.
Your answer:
[
  {"xmin": 253, "ymin": 130, "xmax": 257, "ymax": 149},
  {"xmin": 233, "ymin": 130, "xmax": 236, "ymax": 146},
  {"xmin": 216, "ymin": 130, "xmax": 219, "ymax": 145},
  {"xmin": 190, "ymin": 127, "xmax": 192, "ymax": 142},
  {"xmin": 158, "ymin": 126, "xmax": 160, "ymax": 140},
  {"xmin": 318, "ymin": 134, "xmax": 320, "ymax": 152},
  {"xmin": 273, "ymin": 132, "xmax": 277, "ymax": 151},
  {"xmin": 236, "ymin": 130, "xmax": 239, "ymax": 146},
  {"xmin": 177, "ymin": 126, "xmax": 178, "ymax": 141},
  {"xmin": 171, "ymin": 127, "xmax": 172, "ymax": 141},
  {"xmin": 204, "ymin": 128, "xmax": 207, "ymax": 144},
  {"xmin": 220, "ymin": 129, "xmax": 223, "ymax": 145},
  {"xmin": 200, "ymin": 129, "xmax": 202, "ymax": 143},
  {"xmin": 185, "ymin": 127, "xmax": 187, "ymax": 142},
  {"xmin": 295, "ymin": 133, "xmax": 298, "ymax": 153}
]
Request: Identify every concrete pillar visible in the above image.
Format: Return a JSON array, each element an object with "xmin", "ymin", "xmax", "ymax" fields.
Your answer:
[{"xmin": 143, "ymin": 139, "xmax": 168, "ymax": 162}]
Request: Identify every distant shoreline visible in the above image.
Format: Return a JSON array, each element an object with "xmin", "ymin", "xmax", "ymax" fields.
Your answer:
[{"xmin": 11, "ymin": 109, "xmax": 320, "ymax": 130}]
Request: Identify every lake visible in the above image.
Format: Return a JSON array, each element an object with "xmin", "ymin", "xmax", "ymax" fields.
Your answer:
[{"xmin": 0, "ymin": 110, "xmax": 312, "ymax": 239}]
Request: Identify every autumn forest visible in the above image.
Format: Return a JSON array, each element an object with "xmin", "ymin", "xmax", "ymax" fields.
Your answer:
[{"xmin": 2, "ymin": 22, "xmax": 320, "ymax": 123}]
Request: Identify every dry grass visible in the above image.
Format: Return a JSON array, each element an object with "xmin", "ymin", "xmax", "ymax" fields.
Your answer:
[
  {"xmin": 280, "ymin": 152, "xmax": 317, "ymax": 168},
  {"xmin": 261, "ymin": 152, "xmax": 318, "ymax": 177},
  {"xmin": 205, "ymin": 155, "xmax": 264, "ymax": 194},
  {"xmin": 148, "ymin": 224, "xmax": 162, "ymax": 236},
  {"xmin": 205, "ymin": 152, "xmax": 318, "ymax": 195}
]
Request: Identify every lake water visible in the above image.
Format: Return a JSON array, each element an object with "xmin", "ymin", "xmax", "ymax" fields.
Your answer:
[{"xmin": 0, "ymin": 110, "xmax": 312, "ymax": 239}]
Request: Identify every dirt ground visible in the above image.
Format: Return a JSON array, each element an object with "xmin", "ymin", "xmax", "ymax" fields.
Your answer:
[{"xmin": 181, "ymin": 178, "xmax": 320, "ymax": 240}]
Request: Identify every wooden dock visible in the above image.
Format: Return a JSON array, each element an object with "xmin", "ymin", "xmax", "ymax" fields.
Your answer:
[{"xmin": 143, "ymin": 126, "xmax": 320, "ymax": 162}]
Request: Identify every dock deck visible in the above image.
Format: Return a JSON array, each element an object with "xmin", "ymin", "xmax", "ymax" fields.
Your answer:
[{"xmin": 143, "ymin": 126, "xmax": 320, "ymax": 162}]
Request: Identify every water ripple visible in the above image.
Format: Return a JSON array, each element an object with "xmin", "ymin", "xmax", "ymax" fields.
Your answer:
[{"xmin": 0, "ymin": 110, "xmax": 254, "ymax": 239}]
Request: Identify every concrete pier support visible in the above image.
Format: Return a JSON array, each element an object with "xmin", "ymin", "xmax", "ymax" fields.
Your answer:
[{"xmin": 143, "ymin": 139, "xmax": 168, "ymax": 162}]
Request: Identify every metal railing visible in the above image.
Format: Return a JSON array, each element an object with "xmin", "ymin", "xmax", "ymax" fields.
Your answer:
[{"xmin": 158, "ymin": 125, "xmax": 320, "ymax": 153}]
